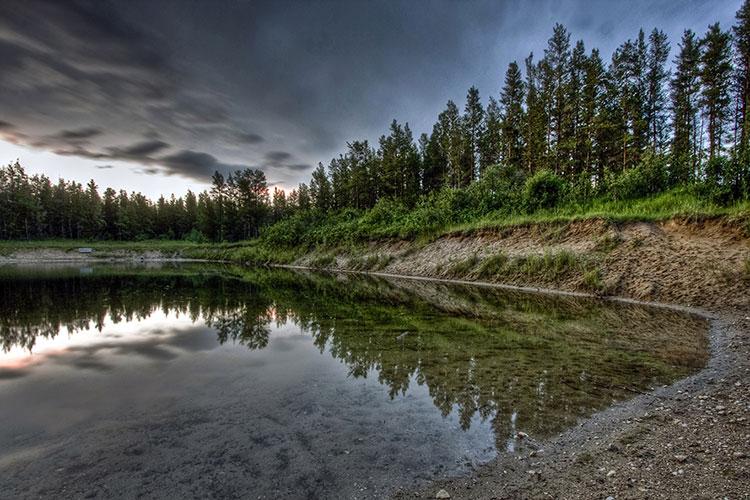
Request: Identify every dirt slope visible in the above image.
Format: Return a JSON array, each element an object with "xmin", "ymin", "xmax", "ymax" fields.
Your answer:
[{"xmin": 296, "ymin": 218, "xmax": 750, "ymax": 311}]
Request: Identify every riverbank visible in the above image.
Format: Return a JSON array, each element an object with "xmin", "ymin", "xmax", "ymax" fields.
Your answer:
[{"xmin": 1, "ymin": 217, "xmax": 748, "ymax": 498}]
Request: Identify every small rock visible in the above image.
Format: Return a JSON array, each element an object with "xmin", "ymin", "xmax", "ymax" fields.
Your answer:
[
  {"xmin": 516, "ymin": 431, "xmax": 529, "ymax": 439},
  {"xmin": 674, "ymin": 454, "xmax": 688, "ymax": 462},
  {"xmin": 733, "ymin": 451, "xmax": 747, "ymax": 459},
  {"xmin": 606, "ymin": 496, "xmax": 615, "ymax": 500},
  {"xmin": 607, "ymin": 470, "xmax": 616, "ymax": 478},
  {"xmin": 435, "ymin": 489, "xmax": 450, "ymax": 499}
]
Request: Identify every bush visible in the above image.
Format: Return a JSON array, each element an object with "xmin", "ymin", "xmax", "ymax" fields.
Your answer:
[
  {"xmin": 703, "ymin": 155, "xmax": 750, "ymax": 204},
  {"xmin": 524, "ymin": 169, "xmax": 567, "ymax": 211},
  {"xmin": 467, "ymin": 164, "xmax": 526, "ymax": 214},
  {"xmin": 183, "ymin": 228, "xmax": 208, "ymax": 243},
  {"xmin": 609, "ymin": 154, "xmax": 668, "ymax": 201}
]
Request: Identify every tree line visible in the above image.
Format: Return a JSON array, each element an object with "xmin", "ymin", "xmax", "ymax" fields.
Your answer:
[
  {"xmin": 2, "ymin": 3, "xmax": 750, "ymax": 241},
  {"xmin": 302, "ymin": 7, "xmax": 750, "ymax": 213}
]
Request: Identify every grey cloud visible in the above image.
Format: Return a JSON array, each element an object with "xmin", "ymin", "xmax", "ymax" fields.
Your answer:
[
  {"xmin": 0, "ymin": 121, "xmax": 14, "ymax": 130},
  {"xmin": 265, "ymin": 151, "xmax": 292, "ymax": 163},
  {"xmin": 96, "ymin": 164, "xmax": 114, "ymax": 169},
  {"xmin": 54, "ymin": 127, "xmax": 103, "ymax": 141},
  {"xmin": 106, "ymin": 139, "xmax": 170, "ymax": 158},
  {"xmin": 277, "ymin": 163, "xmax": 312, "ymax": 172},
  {"xmin": 159, "ymin": 150, "xmax": 245, "ymax": 181},
  {"xmin": 236, "ymin": 132, "xmax": 264, "ymax": 144}
]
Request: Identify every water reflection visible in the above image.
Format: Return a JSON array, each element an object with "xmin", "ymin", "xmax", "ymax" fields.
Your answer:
[{"xmin": 0, "ymin": 264, "xmax": 708, "ymax": 443}]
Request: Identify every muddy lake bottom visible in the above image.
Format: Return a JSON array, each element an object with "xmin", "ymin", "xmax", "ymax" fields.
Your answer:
[{"xmin": 0, "ymin": 263, "xmax": 709, "ymax": 498}]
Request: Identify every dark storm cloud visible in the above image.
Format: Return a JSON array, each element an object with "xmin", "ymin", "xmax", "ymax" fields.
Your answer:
[
  {"xmin": 96, "ymin": 164, "xmax": 114, "ymax": 169},
  {"xmin": 0, "ymin": 121, "xmax": 14, "ymax": 130},
  {"xmin": 54, "ymin": 127, "xmax": 103, "ymax": 141},
  {"xmin": 106, "ymin": 139, "xmax": 170, "ymax": 158},
  {"xmin": 159, "ymin": 150, "xmax": 245, "ymax": 181},
  {"xmin": 236, "ymin": 132, "xmax": 265, "ymax": 144},
  {"xmin": 0, "ymin": 0, "xmax": 252, "ymax": 183},
  {"xmin": 265, "ymin": 151, "xmax": 292, "ymax": 163},
  {"xmin": 0, "ymin": 0, "xmax": 739, "ymax": 192}
]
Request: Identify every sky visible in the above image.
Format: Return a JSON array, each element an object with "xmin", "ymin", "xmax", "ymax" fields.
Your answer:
[{"xmin": 0, "ymin": 0, "xmax": 740, "ymax": 198}]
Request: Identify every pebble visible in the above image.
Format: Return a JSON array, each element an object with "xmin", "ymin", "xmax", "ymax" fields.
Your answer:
[
  {"xmin": 435, "ymin": 489, "xmax": 450, "ymax": 499},
  {"xmin": 607, "ymin": 470, "xmax": 616, "ymax": 478},
  {"xmin": 674, "ymin": 454, "xmax": 688, "ymax": 462}
]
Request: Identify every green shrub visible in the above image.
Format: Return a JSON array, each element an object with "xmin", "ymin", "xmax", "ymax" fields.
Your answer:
[
  {"xmin": 703, "ymin": 155, "xmax": 750, "ymax": 204},
  {"xmin": 445, "ymin": 253, "xmax": 479, "ymax": 277},
  {"xmin": 183, "ymin": 228, "xmax": 208, "ymax": 243},
  {"xmin": 309, "ymin": 254, "xmax": 335, "ymax": 268},
  {"xmin": 609, "ymin": 154, "xmax": 669, "ymax": 201},
  {"xmin": 524, "ymin": 169, "xmax": 567, "ymax": 211},
  {"xmin": 477, "ymin": 252, "xmax": 508, "ymax": 279},
  {"xmin": 582, "ymin": 268, "xmax": 604, "ymax": 292},
  {"xmin": 513, "ymin": 250, "xmax": 580, "ymax": 279}
]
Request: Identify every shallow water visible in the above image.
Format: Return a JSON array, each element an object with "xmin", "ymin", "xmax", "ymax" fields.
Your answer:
[{"xmin": 0, "ymin": 264, "xmax": 708, "ymax": 498}]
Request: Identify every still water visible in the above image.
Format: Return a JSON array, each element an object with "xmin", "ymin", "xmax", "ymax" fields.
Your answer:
[{"xmin": 0, "ymin": 264, "xmax": 708, "ymax": 498}]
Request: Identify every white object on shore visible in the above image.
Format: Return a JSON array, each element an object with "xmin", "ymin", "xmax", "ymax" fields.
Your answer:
[{"xmin": 78, "ymin": 247, "xmax": 94, "ymax": 254}]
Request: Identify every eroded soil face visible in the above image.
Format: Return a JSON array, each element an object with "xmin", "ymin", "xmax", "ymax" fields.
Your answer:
[{"xmin": 297, "ymin": 219, "xmax": 750, "ymax": 311}]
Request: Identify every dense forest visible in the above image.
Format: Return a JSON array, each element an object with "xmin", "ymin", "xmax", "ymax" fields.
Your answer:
[{"xmin": 2, "ymin": 3, "xmax": 750, "ymax": 242}]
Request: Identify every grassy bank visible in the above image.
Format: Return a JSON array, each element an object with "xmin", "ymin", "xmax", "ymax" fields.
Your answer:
[
  {"xmin": 1, "ymin": 187, "xmax": 748, "ymax": 267},
  {"xmin": 262, "ymin": 187, "xmax": 750, "ymax": 250}
]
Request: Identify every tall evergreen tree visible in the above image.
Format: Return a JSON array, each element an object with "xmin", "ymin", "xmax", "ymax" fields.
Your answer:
[
  {"xmin": 700, "ymin": 23, "xmax": 734, "ymax": 160},
  {"xmin": 734, "ymin": 0, "xmax": 750, "ymax": 152},
  {"xmin": 463, "ymin": 86, "xmax": 485, "ymax": 182},
  {"xmin": 523, "ymin": 53, "xmax": 547, "ymax": 173},
  {"xmin": 544, "ymin": 23, "xmax": 573, "ymax": 173},
  {"xmin": 670, "ymin": 30, "xmax": 702, "ymax": 181},
  {"xmin": 646, "ymin": 29, "xmax": 671, "ymax": 152},
  {"xmin": 479, "ymin": 97, "xmax": 503, "ymax": 172},
  {"xmin": 499, "ymin": 61, "xmax": 525, "ymax": 169}
]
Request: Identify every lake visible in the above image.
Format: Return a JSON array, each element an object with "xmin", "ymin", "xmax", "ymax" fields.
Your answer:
[{"xmin": 0, "ymin": 263, "xmax": 708, "ymax": 499}]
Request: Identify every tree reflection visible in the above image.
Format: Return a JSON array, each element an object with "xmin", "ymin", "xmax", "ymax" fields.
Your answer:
[{"xmin": 0, "ymin": 265, "xmax": 709, "ymax": 440}]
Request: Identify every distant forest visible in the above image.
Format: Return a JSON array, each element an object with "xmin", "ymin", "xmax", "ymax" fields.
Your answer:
[{"xmin": 2, "ymin": 3, "xmax": 750, "ymax": 241}]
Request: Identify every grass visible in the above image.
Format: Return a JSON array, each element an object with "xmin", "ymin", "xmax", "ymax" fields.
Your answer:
[
  {"xmin": 444, "ymin": 253, "xmax": 480, "ymax": 277},
  {"xmin": 443, "ymin": 189, "xmax": 750, "ymax": 238},
  {"xmin": 476, "ymin": 252, "xmax": 509, "ymax": 279},
  {"xmin": 346, "ymin": 253, "xmax": 393, "ymax": 271},
  {"xmin": 582, "ymin": 268, "xmax": 606, "ymax": 293},
  {"xmin": 309, "ymin": 254, "xmax": 336, "ymax": 269}
]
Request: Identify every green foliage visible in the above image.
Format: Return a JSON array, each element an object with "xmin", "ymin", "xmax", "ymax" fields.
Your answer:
[
  {"xmin": 477, "ymin": 253, "xmax": 509, "ymax": 279},
  {"xmin": 582, "ymin": 268, "xmax": 605, "ymax": 292},
  {"xmin": 309, "ymin": 254, "xmax": 336, "ymax": 269},
  {"xmin": 347, "ymin": 254, "xmax": 393, "ymax": 271},
  {"xmin": 524, "ymin": 170, "xmax": 567, "ymax": 211},
  {"xmin": 445, "ymin": 254, "xmax": 480, "ymax": 277},
  {"xmin": 609, "ymin": 154, "xmax": 669, "ymax": 201}
]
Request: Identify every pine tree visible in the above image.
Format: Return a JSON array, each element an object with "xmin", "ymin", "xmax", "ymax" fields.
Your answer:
[
  {"xmin": 646, "ymin": 29, "xmax": 671, "ymax": 152},
  {"xmin": 310, "ymin": 163, "xmax": 332, "ymax": 212},
  {"xmin": 499, "ymin": 61, "xmax": 525, "ymax": 169},
  {"xmin": 734, "ymin": 0, "xmax": 750, "ymax": 152},
  {"xmin": 523, "ymin": 53, "xmax": 547, "ymax": 173},
  {"xmin": 700, "ymin": 23, "xmax": 734, "ymax": 160},
  {"xmin": 570, "ymin": 40, "xmax": 587, "ymax": 175},
  {"xmin": 582, "ymin": 49, "xmax": 606, "ymax": 182},
  {"xmin": 463, "ymin": 86, "xmax": 485, "ymax": 182},
  {"xmin": 545, "ymin": 23, "xmax": 572, "ymax": 173},
  {"xmin": 670, "ymin": 30, "xmax": 702, "ymax": 182},
  {"xmin": 479, "ymin": 96, "xmax": 502, "ymax": 172},
  {"xmin": 435, "ymin": 100, "xmax": 466, "ymax": 188}
]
